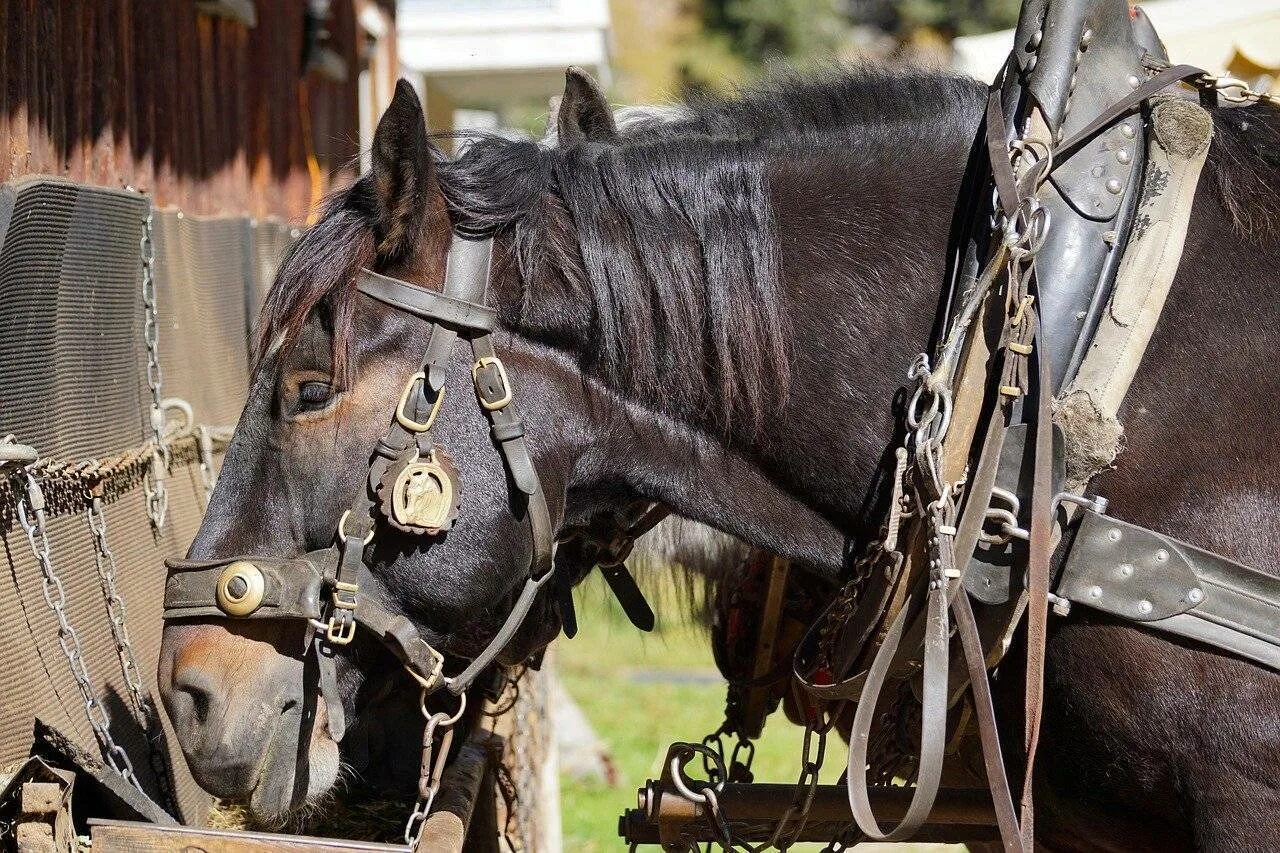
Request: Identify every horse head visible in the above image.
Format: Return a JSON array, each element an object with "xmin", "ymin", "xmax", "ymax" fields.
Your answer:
[{"xmin": 157, "ymin": 82, "xmax": 589, "ymax": 818}]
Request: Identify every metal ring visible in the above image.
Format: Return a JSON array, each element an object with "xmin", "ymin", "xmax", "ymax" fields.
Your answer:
[
  {"xmin": 336, "ymin": 510, "xmax": 374, "ymax": 545},
  {"xmin": 420, "ymin": 688, "xmax": 467, "ymax": 724},
  {"xmin": 215, "ymin": 561, "xmax": 266, "ymax": 617},
  {"xmin": 669, "ymin": 744, "xmax": 727, "ymax": 805}
]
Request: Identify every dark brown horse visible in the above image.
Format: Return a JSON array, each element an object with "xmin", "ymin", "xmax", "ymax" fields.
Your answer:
[{"xmin": 158, "ymin": 68, "xmax": 1280, "ymax": 849}]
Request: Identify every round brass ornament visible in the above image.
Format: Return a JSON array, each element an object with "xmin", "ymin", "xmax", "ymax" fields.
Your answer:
[
  {"xmin": 376, "ymin": 449, "xmax": 461, "ymax": 535},
  {"xmin": 215, "ymin": 560, "xmax": 266, "ymax": 617}
]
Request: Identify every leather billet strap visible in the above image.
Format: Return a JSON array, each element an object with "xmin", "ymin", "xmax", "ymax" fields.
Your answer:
[
  {"xmin": 1058, "ymin": 512, "xmax": 1280, "ymax": 673},
  {"xmin": 358, "ymin": 269, "xmax": 498, "ymax": 333},
  {"xmin": 350, "ymin": 236, "xmax": 555, "ymax": 696}
]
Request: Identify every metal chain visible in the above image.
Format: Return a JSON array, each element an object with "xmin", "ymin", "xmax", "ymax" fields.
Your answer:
[
  {"xmin": 16, "ymin": 469, "xmax": 141, "ymax": 789},
  {"xmin": 404, "ymin": 691, "xmax": 467, "ymax": 847},
  {"xmin": 140, "ymin": 206, "xmax": 169, "ymax": 530},
  {"xmin": 195, "ymin": 424, "xmax": 217, "ymax": 507},
  {"xmin": 87, "ymin": 495, "xmax": 177, "ymax": 812},
  {"xmin": 675, "ymin": 705, "xmax": 840, "ymax": 852}
]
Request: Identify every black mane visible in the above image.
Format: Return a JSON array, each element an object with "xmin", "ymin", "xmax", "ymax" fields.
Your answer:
[
  {"xmin": 434, "ymin": 67, "xmax": 985, "ymax": 431},
  {"xmin": 258, "ymin": 64, "xmax": 1276, "ymax": 431}
]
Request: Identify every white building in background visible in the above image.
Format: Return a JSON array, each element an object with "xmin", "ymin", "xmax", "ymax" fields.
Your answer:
[
  {"xmin": 953, "ymin": 0, "xmax": 1280, "ymax": 87},
  {"xmin": 396, "ymin": 0, "xmax": 613, "ymax": 138}
]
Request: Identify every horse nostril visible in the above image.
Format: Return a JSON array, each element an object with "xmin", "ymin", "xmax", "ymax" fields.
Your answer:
[{"xmin": 172, "ymin": 666, "xmax": 223, "ymax": 727}]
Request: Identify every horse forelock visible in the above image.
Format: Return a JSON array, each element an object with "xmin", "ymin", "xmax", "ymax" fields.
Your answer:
[{"xmin": 253, "ymin": 182, "xmax": 376, "ymax": 383}]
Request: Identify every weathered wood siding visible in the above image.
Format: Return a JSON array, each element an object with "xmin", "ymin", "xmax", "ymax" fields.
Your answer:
[{"xmin": 0, "ymin": 0, "xmax": 393, "ymax": 220}]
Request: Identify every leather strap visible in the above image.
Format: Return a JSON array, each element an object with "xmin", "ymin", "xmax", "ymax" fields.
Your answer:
[
  {"xmin": 847, "ymin": 575, "xmax": 949, "ymax": 841},
  {"xmin": 1052, "ymin": 64, "xmax": 1208, "ymax": 166},
  {"xmin": 357, "ymin": 269, "xmax": 497, "ymax": 332},
  {"xmin": 1020, "ymin": 295, "xmax": 1054, "ymax": 848},
  {"xmin": 954, "ymin": 591, "xmax": 1022, "ymax": 852}
]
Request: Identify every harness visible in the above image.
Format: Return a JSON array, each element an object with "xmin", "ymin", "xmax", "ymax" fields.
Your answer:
[
  {"xmin": 786, "ymin": 2, "xmax": 1280, "ymax": 850},
  {"xmin": 162, "ymin": 236, "xmax": 563, "ymax": 838}
]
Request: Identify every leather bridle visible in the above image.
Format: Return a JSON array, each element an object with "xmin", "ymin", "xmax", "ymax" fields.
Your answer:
[{"xmin": 162, "ymin": 236, "xmax": 556, "ymax": 744}]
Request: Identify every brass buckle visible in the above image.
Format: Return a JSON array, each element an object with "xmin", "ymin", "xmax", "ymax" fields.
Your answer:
[
  {"xmin": 472, "ymin": 356, "xmax": 512, "ymax": 411},
  {"xmin": 325, "ymin": 581, "xmax": 359, "ymax": 645},
  {"xmin": 326, "ymin": 611, "xmax": 357, "ymax": 645},
  {"xmin": 396, "ymin": 371, "xmax": 446, "ymax": 433},
  {"xmin": 404, "ymin": 644, "xmax": 447, "ymax": 693}
]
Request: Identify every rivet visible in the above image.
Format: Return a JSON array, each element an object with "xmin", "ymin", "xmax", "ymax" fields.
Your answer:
[
  {"xmin": 1091, "ymin": 164, "xmax": 1105, "ymax": 178},
  {"xmin": 1155, "ymin": 549, "xmax": 1169, "ymax": 562},
  {"xmin": 1105, "ymin": 178, "xmax": 1123, "ymax": 194},
  {"xmin": 1116, "ymin": 149, "xmax": 1132, "ymax": 165},
  {"xmin": 1027, "ymin": 55, "xmax": 1038, "ymax": 71},
  {"xmin": 1187, "ymin": 587, "xmax": 1204, "ymax": 604},
  {"xmin": 1128, "ymin": 74, "xmax": 1141, "ymax": 89},
  {"xmin": 216, "ymin": 561, "xmax": 266, "ymax": 617},
  {"xmin": 1137, "ymin": 599, "xmax": 1153, "ymax": 615},
  {"xmin": 1121, "ymin": 123, "xmax": 1136, "ymax": 139},
  {"xmin": 1081, "ymin": 28, "xmax": 1094, "ymax": 47},
  {"xmin": 1118, "ymin": 563, "xmax": 1134, "ymax": 578},
  {"xmin": 1029, "ymin": 29, "xmax": 1043, "ymax": 50},
  {"xmin": 1088, "ymin": 585, "xmax": 1103, "ymax": 599},
  {"xmin": 1108, "ymin": 528, "xmax": 1122, "ymax": 542}
]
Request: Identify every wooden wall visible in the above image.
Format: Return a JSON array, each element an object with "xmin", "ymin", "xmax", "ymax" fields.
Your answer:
[{"xmin": 0, "ymin": 0, "xmax": 394, "ymax": 221}]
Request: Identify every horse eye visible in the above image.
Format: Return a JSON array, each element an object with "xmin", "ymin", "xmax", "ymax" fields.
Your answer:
[{"xmin": 296, "ymin": 381, "xmax": 334, "ymax": 410}]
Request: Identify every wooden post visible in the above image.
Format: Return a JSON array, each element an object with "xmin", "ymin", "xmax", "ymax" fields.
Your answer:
[{"xmin": 414, "ymin": 739, "xmax": 496, "ymax": 853}]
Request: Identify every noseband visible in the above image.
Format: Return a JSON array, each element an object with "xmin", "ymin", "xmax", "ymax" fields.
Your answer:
[{"xmin": 163, "ymin": 236, "xmax": 555, "ymax": 740}]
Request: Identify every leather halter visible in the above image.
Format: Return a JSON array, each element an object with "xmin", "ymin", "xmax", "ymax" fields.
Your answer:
[{"xmin": 163, "ymin": 237, "xmax": 556, "ymax": 741}]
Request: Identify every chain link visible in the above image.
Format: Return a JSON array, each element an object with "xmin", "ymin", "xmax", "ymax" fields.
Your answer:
[
  {"xmin": 404, "ymin": 691, "xmax": 468, "ymax": 847},
  {"xmin": 87, "ymin": 495, "xmax": 177, "ymax": 812},
  {"xmin": 195, "ymin": 424, "xmax": 217, "ymax": 507},
  {"xmin": 16, "ymin": 470, "xmax": 140, "ymax": 788},
  {"xmin": 139, "ymin": 207, "xmax": 170, "ymax": 530},
  {"xmin": 0, "ymin": 427, "xmax": 233, "ymax": 523}
]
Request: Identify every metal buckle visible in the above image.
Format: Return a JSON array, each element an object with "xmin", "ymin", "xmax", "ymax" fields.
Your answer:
[
  {"xmin": 404, "ymin": 644, "xmax": 447, "ymax": 693},
  {"xmin": 326, "ymin": 610, "xmax": 357, "ymax": 645},
  {"xmin": 472, "ymin": 356, "xmax": 512, "ymax": 411},
  {"xmin": 396, "ymin": 371, "xmax": 446, "ymax": 433},
  {"xmin": 332, "ymin": 580, "xmax": 359, "ymax": 610},
  {"xmin": 324, "ymin": 581, "xmax": 360, "ymax": 645}
]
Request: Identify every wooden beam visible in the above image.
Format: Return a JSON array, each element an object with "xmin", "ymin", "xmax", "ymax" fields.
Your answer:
[
  {"xmin": 89, "ymin": 820, "xmax": 409, "ymax": 852},
  {"xmin": 621, "ymin": 783, "xmax": 1001, "ymax": 846}
]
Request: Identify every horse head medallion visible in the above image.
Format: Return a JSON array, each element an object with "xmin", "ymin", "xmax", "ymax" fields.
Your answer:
[{"xmin": 378, "ymin": 449, "xmax": 460, "ymax": 534}]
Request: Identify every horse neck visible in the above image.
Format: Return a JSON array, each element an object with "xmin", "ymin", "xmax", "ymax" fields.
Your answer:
[{"xmin": 523, "ymin": 131, "xmax": 975, "ymax": 575}]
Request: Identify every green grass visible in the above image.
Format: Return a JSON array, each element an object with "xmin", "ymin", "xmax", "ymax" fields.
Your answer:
[{"xmin": 558, "ymin": 576, "xmax": 969, "ymax": 852}]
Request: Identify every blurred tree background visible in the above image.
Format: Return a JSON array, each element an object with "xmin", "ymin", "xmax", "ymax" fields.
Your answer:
[{"xmin": 608, "ymin": 0, "xmax": 1020, "ymax": 103}]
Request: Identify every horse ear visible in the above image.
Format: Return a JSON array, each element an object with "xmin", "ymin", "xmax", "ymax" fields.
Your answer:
[
  {"xmin": 371, "ymin": 79, "xmax": 438, "ymax": 261},
  {"xmin": 556, "ymin": 66, "xmax": 617, "ymax": 146}
]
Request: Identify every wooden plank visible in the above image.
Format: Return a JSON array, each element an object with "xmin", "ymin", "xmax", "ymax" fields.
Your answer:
[
  {"xmin": 89, "ymin": 820, "xmax": 409, "ymax": 853},
  {"xmin": 7, "ymin": 0, "xmax": 30, "ymax": 176},
  {"xmin": 415, "ymin": 740, "xmax": 494, "ymax": 853}
]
